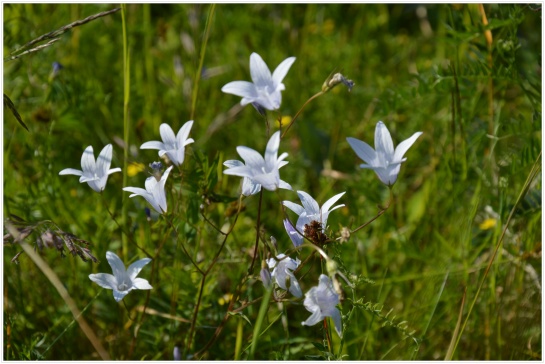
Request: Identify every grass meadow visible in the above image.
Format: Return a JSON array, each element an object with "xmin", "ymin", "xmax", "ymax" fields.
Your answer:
[{"xmin": 3, "ymin": 3, "xmax": 542, "ymax": 360}]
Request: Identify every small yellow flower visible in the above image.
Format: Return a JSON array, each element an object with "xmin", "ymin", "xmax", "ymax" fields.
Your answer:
[
  {"xmin": 127, "ymin": 162, "xmax": 146, "ymax": 177},
  {"xmin": 275, "ymin": 116, "xmax": 292, "ymax": 128},
  {"xmin": 479, "ymin": 218, "xmax": 497, "ymax": 230},
  {"xmin": 218, "ymin": 293, "xmax": 233, "ymax": 306}
]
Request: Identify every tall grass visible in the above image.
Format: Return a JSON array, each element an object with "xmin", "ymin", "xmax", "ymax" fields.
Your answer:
[{"xmin": 3, "ymin": 4, "xmax": 541, "ymax": 360}]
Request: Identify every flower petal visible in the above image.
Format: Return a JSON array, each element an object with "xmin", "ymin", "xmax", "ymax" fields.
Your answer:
[
  {"xmin": 221, "ymin": 81, "xmax": 258, "ymax": 101},
  {"xmin": 249, "ymin": 52, "xmax": 272, "ymax": 89},
  {"xmin": 301, "ymin": 309, "xmax": 322, "ymax": 327},
  {"xmin": 375, "ymin": 121, "xmax": 395, "ymax": 158},
  {"xmin": 59, "ymin": 168, "xmax": 83, "ymax": 176},
  {"xmin": 132, "ymin": 277, "xmax": 153, "ymax": 290},
  {"xmin": 127, "ymin": 257, "xmax": 152, "ymax": 280},
  {"xmin": 264, "ymin": 131, "xmax": 280, "ymax": 169},
  {"xmin": 140, "ymin": 141, "xmax": 165, "ymax": 150},
  {"xmin": 393, "ymin": 131, "xmax": 423, "ymax": 163},
  {"xmin": 347, "ymin": 137, "xmax": 377, "ymax": 166},
  {"xmin": 80, "ymin": 146, "xmax": 96, "ymax": 175},
  {"xmin": 321, "ymin": 192, "xmax": 346, "ymax": 215},
  {"xmin": 88, "ymin": 273, "xmax": 117, "ymax": 290},
  {"xmin": 113, "ymin": 289, "xmax": 130, "ymax": 302},
  {"xmin": 297, "ymin": 191, "xmax": 320, "ymax": 216},
  {"xmin": 283, "ymin": 201, "xmax": 305, "ymax": 216},
  {"xmin": 159, "ymin": 124, "xmax": 177, "ymax": 148},
  {"xmin": 272, "ymin": 57, "xmax": 296, "ymax": 89},
  {"xmin": 176, "ymin": 120, "xmax": 194, "ymax": 147},
  {"xmin": 223, "ymin": 160, "xmax": 244, "ymax": 168},
  {"xmin": 108, "ymin": 167, "xmax": 122, "ymax": 175},
  {"xmin": 236, "ymin": 146, "xmax": 264, "ymax": 170},
  {"xmin": 96, "ymin": 144, "xmax": 113, "ymax": 179},
  {"xmin": 106, "ymin": 251, "xmax": 126, "ymax": 280}
]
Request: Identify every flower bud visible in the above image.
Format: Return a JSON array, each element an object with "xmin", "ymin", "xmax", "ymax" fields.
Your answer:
[
  {"xmin": 260, "ymin": 266, "xmax": 272, "ymax": 289},
  {"xmin": 339, "ymin": 226, "xmax": 350, "ymax": 243},
  {"xmin": 322, "ymin": 73, "xmax": 355, "ymax": 93},
  {"xmin": 173, "ymin": 346, "xmax": 181, "ymax": 361}
]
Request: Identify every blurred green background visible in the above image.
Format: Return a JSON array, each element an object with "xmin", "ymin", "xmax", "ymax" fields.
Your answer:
[{"xmin": 3, "ymin": 3, "xmax": 541, "ymax": 360}]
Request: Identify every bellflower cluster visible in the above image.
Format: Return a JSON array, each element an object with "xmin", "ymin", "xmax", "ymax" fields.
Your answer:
[{"xmin": 283, "ymin": 190, "xmax": 345, "ymax": 247}]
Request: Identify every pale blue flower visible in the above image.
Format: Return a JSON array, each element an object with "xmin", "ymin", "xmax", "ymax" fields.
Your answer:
[
  {"xmin": 267, "ymin": 253, "xmax": 302, "ymax": 298},
  {"xmin": 301, "ymin": 274, "xmax": 342, "ymax": 337},
  {"xmin": 223, "ymin": 131, "xmax": 291, "ymax": 192},
  {"xmin": 89, "ymin": 251, "xmax": 152, "ymax": 302},
  {"xmin": 123, "ymin": 166, "xmax": 173, "ymax": 214},
  {"xmin": 59, "ymin": 144, "xmax": 121, "ymax": 193},
  {"xmin": 283, "ymin": 190, "xmax": 345, "ymax": 246},
  {"xmin": 221, "ymin": 52, "xmax": 296, "ymax": 111},
  {"xmin": 140, "ymin": 121, "xmax": 194, "ymax": 166},
  {"xmin": 347, "ymin": 121, "xmax": 422, "ymax": 186}
]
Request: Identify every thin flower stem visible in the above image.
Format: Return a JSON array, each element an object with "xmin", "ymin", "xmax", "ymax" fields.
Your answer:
[
  {"xmin": 100, "ymin": 193, "xmax": 151, "ymax": 258},
  {"xmin": 190, "ymin": 4, "xmax": 215, "ymax": 120},
  {"xmin": 185, "ymin": 275, "xmax": 207, "ymax": 357},
  {"xmin": 323, "ymin": 318, "xmax": 333, "ymax": 353},
  {"xmin": 281, "ymin": 91, "xmax": 324, "ymax": 139},
  {"xmin": 347, "ymin": 187, "xmax": 393, "ymax": 235},
  {"xmin": 121, "ymin": 3, "xmax": 131, "ymax": 260},
  {"xmin": 451, "ymin": 150, "xmax": 542, "ymax": 356},
  {"xmin": 248, "ymin": 189, "xmax": 264, "ymax": 274},
  {"xmin": 163, "ymin": 216, "xmax": 204, "ymax": 275}
]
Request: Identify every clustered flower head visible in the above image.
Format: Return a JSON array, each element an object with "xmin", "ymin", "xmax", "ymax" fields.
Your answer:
[
  {"xmin": 59, "ymin": 144, "xmax": 121, "ymax": 193},
  {"xmin": 223, "ymin": 131, "xmax": 291, "ymax": 192},
  {"xmin": 88, "ymin": 251, "xmax": 152, "ymax": 302},
  {"xmin": 57, "ymin": 50, "xmax": 424, "ymax": 345},
  {"xmin": 283, "ymin": 190, "xmax": 345, "ymax": 247},
  {"xmin": 347, "ymin": 121, "xmax": 422, "ymax": 186},
  {"xmin": 222, "ymin": 52, "xmax": 296, "ymax": 111}
]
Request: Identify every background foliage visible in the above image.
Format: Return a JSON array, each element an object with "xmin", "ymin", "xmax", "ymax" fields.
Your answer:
[{"xmin": 3, "ymin": 3, "xmax": 542, "ymax": 360}]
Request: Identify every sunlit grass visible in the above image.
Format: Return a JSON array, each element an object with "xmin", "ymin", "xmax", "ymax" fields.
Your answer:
[{"xmin": 3, "ymin": 3, "xmax": 541, "ymax": 360}]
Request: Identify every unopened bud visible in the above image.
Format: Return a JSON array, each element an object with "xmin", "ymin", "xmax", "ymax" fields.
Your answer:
[
  {"xmin": 270, "ymin": 236, "xmax": 278, "ymax": 251},
  {"xmin": 260, "ymin": 265, "xmax": 272, "ymax": 289},
  {"xmin": 173, "ymin": 346, "xmax": 181, "ymax": 360},
  {"xmin": 326, "ymin": 259, "xmax": 338, "ymax": 276},
  {"xmin": 339, "ymin": 226, "xmax": 350, "ymax": 243},
  {"xmin": 322, "ymin": 72, "xmax": 355, "ymax": 93}
]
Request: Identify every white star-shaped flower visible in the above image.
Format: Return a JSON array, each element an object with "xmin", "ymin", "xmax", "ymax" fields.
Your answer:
[
  {"xmin": 123, "ymin": 166, "xmax": 173, "ymax": 214},
  {"xmin": 89, "ymin": 251, "xmax": 152, "ymax": 302},
  {"xmin": 301, "ymin": 274, "xmax": 342, "ymax": 338},
  {"xmin": 267, "ymin": 254, "xmax": 302, "ymax": 298},
  {"xmin": 347, "ymin": 121, "xmax": 422, "ymax": 186},
  {"xmin": 221, "ymin": 52, "xmax": 296, "ymax": 111},
  {"xmin": 140, "ymin": 121, "xmax": 194, "ymax": 166},
  {"xmin": 59, "ymin": 144, "xmax": 121, "ymax": 193},
  {"xmin": 223, "ymin": 131, "xmax": 291, "ymax": 192},
  {"xmin": 283, "ymin": 190, "xmax": 345, "ymax": 247}
]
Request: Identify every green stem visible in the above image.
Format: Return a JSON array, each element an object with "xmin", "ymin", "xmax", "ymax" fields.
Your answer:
[
  {"xmin": 280, "ymin": 91, "xmax": 323, "ymax": 139},
  {"xmin": 121, "ymin": 3, "xmax": 131, "ymax": 259},
  {"xmin": 451, "ymin": 151, "xmax": 542, "ymax": 356},
  {"xmin": 249, "ymin": 285, "xmax": 273, "ymax": 360},
  {"xmin": 190, "ymin": 3, "xmax": 216, "ymax": 120}
]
